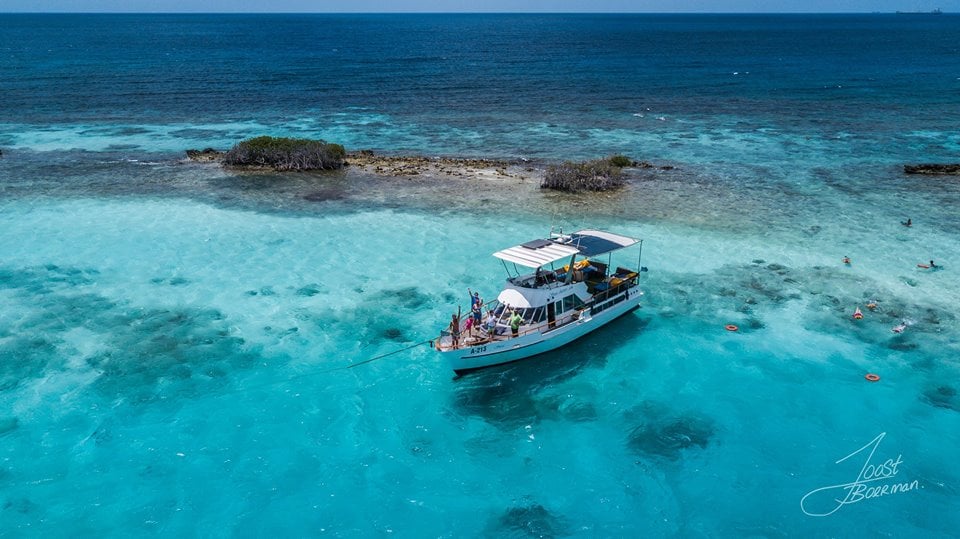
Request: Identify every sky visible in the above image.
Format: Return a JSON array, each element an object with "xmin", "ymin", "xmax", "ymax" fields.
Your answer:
[{"xmin": 0, "ymin": 0, "xmax": 955, "ymax": 12}]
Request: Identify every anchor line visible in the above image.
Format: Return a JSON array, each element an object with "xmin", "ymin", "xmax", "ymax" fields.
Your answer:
[
  {"xmin": 215, "ymin": 339, "xmax": 434, "ymax": 396},
  {"xmin": 345, "ymin": 339, "xmax": 434, "ymax": 369}
]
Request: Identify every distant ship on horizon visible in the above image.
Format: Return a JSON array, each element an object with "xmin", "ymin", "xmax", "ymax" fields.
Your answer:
[{"xmin": 895, "ymin": 8, "xmax": 943, "ymax": 14}]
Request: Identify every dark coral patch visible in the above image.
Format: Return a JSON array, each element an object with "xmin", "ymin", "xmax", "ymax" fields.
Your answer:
[
  {"xmin": 296, "ymin": 284, "xmax": 323, "ymax": 297},
  {"xmin": 921, "ymin": 385, "xmax": 959, "ymax": 412},
  {"xmin": 381, "ymin": 327, "xmax": 405, "ymax": 341},
  {"xmin": 381, "ymin": 286, "xmax": 432, "ymax": 308},
  {"xmin": 497, "ymin": 502, "xmax": 566, "ymax": 538},
  {"xmin": 0, "ymin": 417, "xmax": 18, "ymax": 437},
  {"xmin": 625, "ymin": 402, "xmax": 715, "ymax": 460}
]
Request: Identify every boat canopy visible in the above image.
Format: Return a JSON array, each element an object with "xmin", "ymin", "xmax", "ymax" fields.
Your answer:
[{"xmin": 493, "ymin": 229, "xmax": 639, "ymax": 268}]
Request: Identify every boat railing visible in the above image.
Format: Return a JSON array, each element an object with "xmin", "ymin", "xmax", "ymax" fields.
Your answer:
[
  {"xmin": 589, "ymin": 270, "xmax": 638, "ymax": 301},
  {"xmin": 540, "ymin": 310, "xmax": 587, "ymax": 335},
  {"xmin": 438, "ymin": 299, "xmax": 503, "ymax": 348},
  {"xmin": 439, "ymin": 294, "xmax": 609, "ymax": 350},
  {"xmin": 460, "ymin": 315, "xmax": 571, "ymax": 345},
  {"xmin": 440, "ymin": 302, "xmax": 577, "ymax": 349}
]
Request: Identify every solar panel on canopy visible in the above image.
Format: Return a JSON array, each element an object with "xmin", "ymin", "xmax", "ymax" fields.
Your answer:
[{"xmin": 492, "ymin": 229, "xmax": 638, "ymax": 268}]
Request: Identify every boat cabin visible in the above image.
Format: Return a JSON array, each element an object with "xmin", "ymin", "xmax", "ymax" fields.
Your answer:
[{"xmin": 439, "ymin": 229, "xmax": 641, "ymax": 350}]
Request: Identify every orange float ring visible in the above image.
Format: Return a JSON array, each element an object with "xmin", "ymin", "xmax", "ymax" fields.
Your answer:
[
  {"xmin": 725, "ymin": 324, "xmax": 739, "ymax": 332},
  {"xmin": 865, "ymin": 373, "xmax": 880, "ymax": 382}
]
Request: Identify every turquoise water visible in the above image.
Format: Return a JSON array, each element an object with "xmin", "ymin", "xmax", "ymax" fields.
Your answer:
[
  {"xmin": 2, "ymin": 167, "xmax": 959, "ymax": 536},
  {"xmin": 2, "ymin": 13, "xmax": 960, "ymax": 537}
]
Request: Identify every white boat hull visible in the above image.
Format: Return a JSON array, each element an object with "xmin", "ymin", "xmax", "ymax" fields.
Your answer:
[{"xmin": 439, "ymin": 288, "xmax": 642, "ymax": 375}]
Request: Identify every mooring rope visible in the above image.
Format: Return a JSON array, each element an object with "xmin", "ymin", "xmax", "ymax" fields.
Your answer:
[
  {"xmin": 345, "ymin": 339, "xmax": 434, "ymax": 369},
  {"xmin": 215, "ymin": 338, "xmax": 435, "ymax": 396}
]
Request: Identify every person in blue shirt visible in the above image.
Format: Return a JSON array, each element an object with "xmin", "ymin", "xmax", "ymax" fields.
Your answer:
[{"xmin": 468, "ymin": 289, "xmax": 483, "ymax": 309}]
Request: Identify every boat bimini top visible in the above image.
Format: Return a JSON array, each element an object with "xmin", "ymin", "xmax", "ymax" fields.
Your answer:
[{"xmin": 492, "ymin": 229, "xmax": 639, "ymax": 268}]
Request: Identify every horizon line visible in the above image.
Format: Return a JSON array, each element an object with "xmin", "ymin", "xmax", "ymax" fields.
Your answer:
[{"xmin": 0, "ymin": 10, "xmax": 952, "ymax": 14}]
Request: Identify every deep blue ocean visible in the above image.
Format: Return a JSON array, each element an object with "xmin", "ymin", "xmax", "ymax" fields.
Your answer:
[{"xmin": 2, "ymin": 13, "xmax": 960, "ymax": 537}]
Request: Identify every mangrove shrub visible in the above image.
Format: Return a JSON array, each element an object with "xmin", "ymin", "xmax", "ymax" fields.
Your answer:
[
  {"xmin": 223, "ymin": 136, "xmax": 346, "ymax": 171},
  {"xmin": 607, "ymin": 154, "xmax": 633, "ymax": 168},
  {"xmin": 540, "ymin": 158, "xmax": 625, "ymax": 193}
]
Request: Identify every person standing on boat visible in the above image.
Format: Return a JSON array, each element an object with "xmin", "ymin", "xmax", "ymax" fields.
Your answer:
[
  {"xmin": 471, "ymin": 302, "xmax": 482, "ymax": 329},
  {"xmin": 449, "ymin": 313, "xmax": 461, "ymax": 349},
  {"xmin": 468, "ymin": 289, "xmax": 483, "ymax": 310},
  {"xmin": 485, "ymin": 309, "xmax": 497, "ymax": 336},
  {"xmin": 509, "ymin": 310, "xmax": 523, "ymax": 338}
]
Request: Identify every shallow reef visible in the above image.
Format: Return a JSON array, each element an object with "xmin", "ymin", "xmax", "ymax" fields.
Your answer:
[
  {"xmin": 625, "ymin": 401, "xmax": 715, "ymax": 460},
  {"xmin": 0, "ymin": 264, "xmax": 260, "ymax": 402},
  {"xmin": 495, "ymin": 501, "xmax": 567, "ymax": 538}
]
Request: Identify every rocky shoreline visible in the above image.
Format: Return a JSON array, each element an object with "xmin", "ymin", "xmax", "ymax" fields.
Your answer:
[
  {"xmin": 904, "ymin": 163, "xmax": 960, "ymax": 175},
  {"xmin": 184, "ymin": 148, "xmax": 676, "ymax": 187},
  {"xmin": 186, "ymin": 148, "xmax": 538, "ymax": 181},
  {"xmin": 185, "ymin": 148, "xmax": 223, "ymax": 162},
  {"xmin": 344, "ymin": 151, "xmax": 526, "ymax": 180}
]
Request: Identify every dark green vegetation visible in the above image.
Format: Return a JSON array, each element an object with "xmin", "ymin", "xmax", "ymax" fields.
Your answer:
[
  {"xmin": 540, "ymin": 157, "xmax": 628, "ymax": 193},
  {"xmin": 222, "ymin": 136, "xmax": 346, "ymax": 171},
  {"xmin": 607, "ymin": 154, "xmax": 633, "ymax": 168}
]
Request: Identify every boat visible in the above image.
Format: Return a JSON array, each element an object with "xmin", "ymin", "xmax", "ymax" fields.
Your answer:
[
  {"xmin": 896, "ymin": 8, "xmax": 942, "ymax": 14},
  {"xmin": 434, "ymin": 228, "xmax": 645, "ymax": 375}
]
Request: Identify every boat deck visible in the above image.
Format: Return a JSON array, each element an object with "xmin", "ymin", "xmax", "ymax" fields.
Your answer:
[
  {"xmin": 436, "ymin": 312, "xmax": 583, "ymax": 352},
  {"xmin": 437, "ymin": 269, "xmax": 639, "ymax": 352}
]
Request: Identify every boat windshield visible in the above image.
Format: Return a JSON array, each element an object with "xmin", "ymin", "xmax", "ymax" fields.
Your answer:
[{"xmin": 493, "ymin": 304, "xmax": 545, "ymax": 324}]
